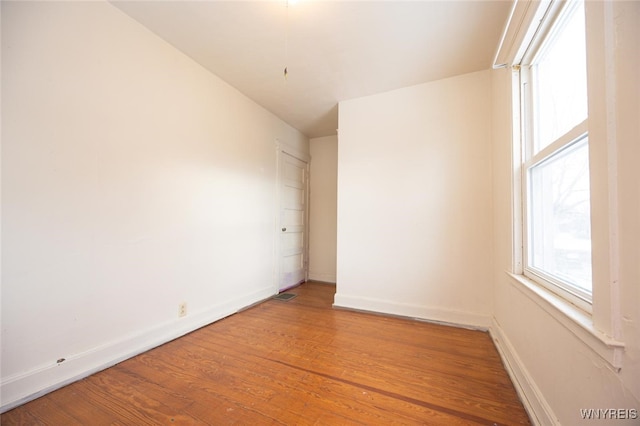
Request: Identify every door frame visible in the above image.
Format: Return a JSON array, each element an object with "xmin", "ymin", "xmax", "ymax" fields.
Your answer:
[{"xmin": 274, "ymin": 140, "xmax": 310, "ymax": 293}]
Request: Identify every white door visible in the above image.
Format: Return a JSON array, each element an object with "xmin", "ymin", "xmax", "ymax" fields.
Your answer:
[{"xmin": 278, "ymin": 151, "xmax": 309, "ymax": 291}]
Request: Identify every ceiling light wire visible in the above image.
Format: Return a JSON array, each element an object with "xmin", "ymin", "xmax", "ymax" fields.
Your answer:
[{"xmin": 284, "ymin": 0, "xmax": 290, "ymax": 80}]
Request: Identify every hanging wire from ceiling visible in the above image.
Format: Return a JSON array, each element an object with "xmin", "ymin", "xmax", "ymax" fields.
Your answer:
[{"xmin": 284, "ymin": 0, "xmax": 291, "ymax": 80}]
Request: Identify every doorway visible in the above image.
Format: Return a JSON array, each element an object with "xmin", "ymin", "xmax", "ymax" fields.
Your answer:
[{"xmin": 277, "ymin": 149, "xmax": 309, "ymax": 291}]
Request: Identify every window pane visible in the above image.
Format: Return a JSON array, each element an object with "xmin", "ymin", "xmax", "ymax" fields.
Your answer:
[
  {"xmin": 529, "ymin": 137, "xmax": 591, "ymax": 293},
  {"xmin": 534, "ymin": 2, "xmax": 588, "ymax": 152}
]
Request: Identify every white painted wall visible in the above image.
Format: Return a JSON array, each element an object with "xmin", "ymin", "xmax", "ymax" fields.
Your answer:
[
  {"xmin": 1, "ymin": 1, "xmax": 308, "ymax": 410},
  {"xmin": 335, "ymin": 71, "xmax": 493, "ymax": 327},
  {"xmin": 308, "ymin": 136, "xmax": 338, "ymax": 283},
  {"xmin": 491, "ymin": 2, "xmax": 639, "ymax": 424}
]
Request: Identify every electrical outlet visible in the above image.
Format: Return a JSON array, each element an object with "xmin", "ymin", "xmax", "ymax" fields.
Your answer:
[{"xmin": 178, "ymin": 302, "xmax": 187, "ymax": 318}]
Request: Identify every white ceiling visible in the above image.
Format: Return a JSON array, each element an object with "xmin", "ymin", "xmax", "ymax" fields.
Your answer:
[{"xmin": 111, "ymin": 1, "xmax": 512, "ymax": 138}]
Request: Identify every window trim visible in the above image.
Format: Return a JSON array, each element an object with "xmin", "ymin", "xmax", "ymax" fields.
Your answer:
[
  {"xmin": 497, "ymin": 0, "xmax": 626, "ymax": 370},
  {"xmin": 507, "ymin": 272, "xmax": 624, "ymax": 370}
]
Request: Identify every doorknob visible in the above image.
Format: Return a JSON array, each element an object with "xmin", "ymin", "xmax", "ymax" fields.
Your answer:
[{"xmin": 282, "ymin": 227, "xmax": 287, "ymax": 232}]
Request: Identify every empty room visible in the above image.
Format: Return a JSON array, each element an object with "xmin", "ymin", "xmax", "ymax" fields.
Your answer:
[{"xmin": 1, "ymin": 0, "xmax": 638, "ymax": 424}]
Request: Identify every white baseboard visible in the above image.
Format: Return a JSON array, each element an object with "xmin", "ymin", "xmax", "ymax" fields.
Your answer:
[
  {"xmin": 489, "ymin": 317, "xmax": 558, "ymax": 426},
  {"xmin": 308, "ymin": 272, "xmax": 336, "ymax": 283},
  {"xmin": 0, "ymin": 286, "xmax": 275, "ymax": 413},
  {"xmin": 333, "ymin": 293, "xmax": 492, "ymax": 330}
]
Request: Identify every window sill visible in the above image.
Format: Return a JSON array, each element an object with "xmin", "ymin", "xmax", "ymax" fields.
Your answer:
[{"xmin": 506, "ymin": 272, "xmax": 625, "ymax": 371}]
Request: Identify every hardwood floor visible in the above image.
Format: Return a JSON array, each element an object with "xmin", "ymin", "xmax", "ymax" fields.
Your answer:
[{"xmin": 1, "ymin": 282, "xmax": 530, "ymax": 425}]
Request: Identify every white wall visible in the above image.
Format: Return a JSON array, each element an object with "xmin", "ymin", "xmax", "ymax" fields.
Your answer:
[
  {"xmin": 335, "ymin": 71, "xmax": 493, "ymax": 327},
  {"xmin": 1, "ymin": 1, "xmax": 308, "ymax": 410},
  {"xmin": 308, "ymin": 136, "xmax": 338, "ymax": 283},
  {"xmin": 491, "ymin": 2, "xmax": 639, "ymax": 424}
]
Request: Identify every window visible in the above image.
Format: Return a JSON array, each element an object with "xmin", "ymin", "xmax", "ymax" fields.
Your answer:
[
  {"xmin": 495, "ymin": 0, "xmax": 626, "ymax": 368},
  {"xmin": 520, "ymin": 0, "xmax": 592, "ymax": 307}
]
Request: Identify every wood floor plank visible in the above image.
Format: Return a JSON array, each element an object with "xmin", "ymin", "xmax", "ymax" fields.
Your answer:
[{"xmin": 1, "ymin": 282, "xmax": 530, "ymax": 425}]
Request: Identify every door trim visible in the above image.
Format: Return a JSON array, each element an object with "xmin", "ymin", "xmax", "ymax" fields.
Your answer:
[{"xmin": 274, "ymin": 140, "xmax": 310, "ymax": 293}]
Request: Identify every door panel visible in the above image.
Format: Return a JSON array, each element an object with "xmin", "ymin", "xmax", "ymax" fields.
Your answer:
[
  {"xmin": 283, "ymin": 209, "xmax": 304, "ymax": 226},
  {"xmin": 282, "ymin": 232, "xmax": 303, "ymax": 251}
]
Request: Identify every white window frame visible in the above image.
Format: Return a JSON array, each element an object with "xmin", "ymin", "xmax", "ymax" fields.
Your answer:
[
  {"xmin": 517, "ymin": 0, "xmax": 592, "ymax": 313},
  {"xmin": 494, "ymin": 0, "xmax": 626, "ymax": 370}
]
